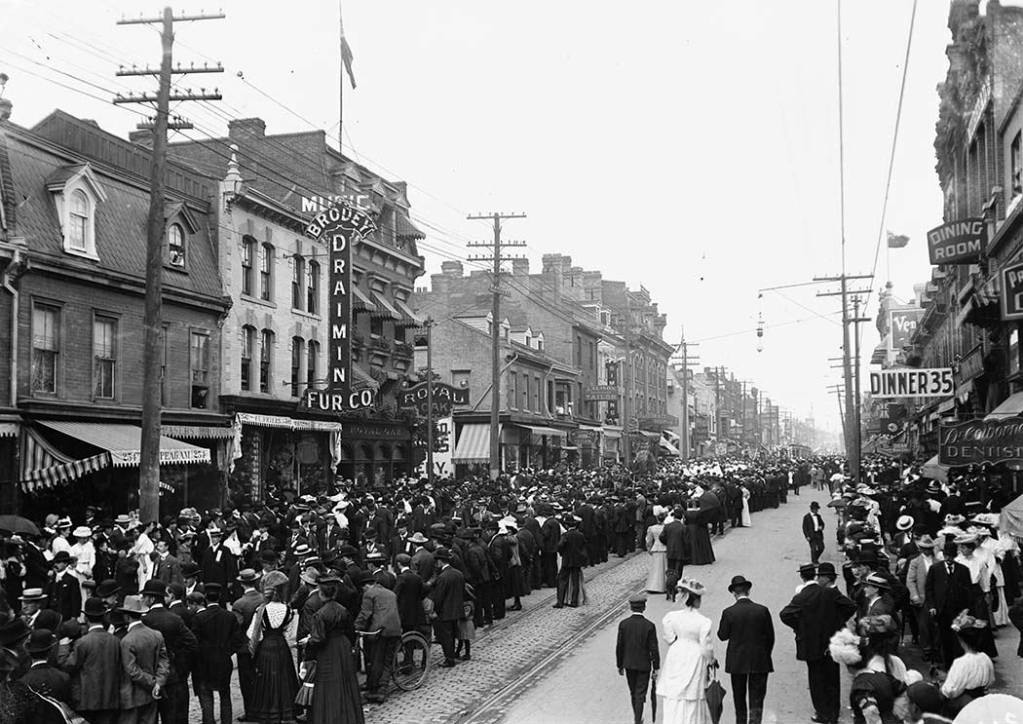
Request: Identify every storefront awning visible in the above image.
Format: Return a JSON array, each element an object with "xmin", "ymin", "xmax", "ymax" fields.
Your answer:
[
  {"xmin": 162, "ymin": 425, "xmax": 234, "ymax": 440},
  {"xmin": 985, "ymin": 391, "xmax": 1023, "ymax": 420},
  {"xmin": 353, "ymin": 364, "xmax": 380, "ymax": 390},
  {"xmin": 922, "ymin": 454, "xmax": 949, "ymax": 484},
  {"xmin": 519, "ymin": 424, "xmax": 562, "ymax": 438},
  {"xmin": 0, "ymin": 422, "xmax": 18, "ymax": 438},
  {"xmin": 937, "ymin": 398, "xmax": 955, "ymax": 415},
  {"xmin": 353, "ymin": 284, "xmax": 377, "ymax": 311},
  {"xmin": 20, "ymin": 427, "xmax": 110, "ymax": 492},
  {"xmin": 452, "ymin": 423, "xmax": 496, "ymax": 464},
  {"xmin": 561, "ymin": 445, "xmax": 579, "ymax": 451},
  {"xmin": 394, "ymin": 298, "xmax": 426, "ymax": 327},
  {"xmin": 659, "ymin": 437, "xmax": 681, "ymax": 456},
  {"xmin": 636, "ymin": 430, "xmax": 661, "ymax": 440},
  {"xmin": 956, "ymin": 380, "xmax": 974, "ymax": 404},
  {"xmin": 371, "ymin": 292, "xmax": 401, "ymax": 320},
  {"xmin": 38, "ymin": 421, "xmax": 211, "ymax": 467},
  {"xmin": 236, "ymin": 413, "xmax": 342, "ymax": 432}
]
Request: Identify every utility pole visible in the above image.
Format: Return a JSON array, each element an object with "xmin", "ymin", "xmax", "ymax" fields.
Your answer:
[
  {"xmin": 116, "ymin": 7, "xmax": 223, "ymax": 523},
  {"xmin": 466, "ymin": 212, "xmax": 526, "ymax": 481},
  {"xmin": 816, "ymin": 273, "xmax": 872, "ymax": 485},
  {"xmin": 850, "ymin": 296, "xmax": 871, "ymax": 482},
  {"xmin": 425, "ymin": 317, "xmax": 435, "ymax": 488},
  {"xmin": 675, "ymin": 330, "xmax": 699, "ymax": 460}
]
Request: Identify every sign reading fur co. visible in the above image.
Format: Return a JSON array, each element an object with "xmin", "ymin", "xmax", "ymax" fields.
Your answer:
[
  {"xmin": 926, "ymin": 218, "xmax": 986, "ymax": 265},
  {"xmin": 303, "ymin": 202, "xmax": 378, "ymax": 412},
  {"xmin": 868, "ymin": 368, "xmax": 953, "ymax": 398},
  {"xmin": 939, "ymin": 418, "xmax": 1023, "ymax": 465}
]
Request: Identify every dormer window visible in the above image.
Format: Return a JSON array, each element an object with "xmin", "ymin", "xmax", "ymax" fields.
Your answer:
[
  {"xmin": 168, "ymin": 223, "xmax": 186, "ymax": 268},
  {"xmin": 48, "ymin": 164, "xmax": 107, "ymax": 260}
]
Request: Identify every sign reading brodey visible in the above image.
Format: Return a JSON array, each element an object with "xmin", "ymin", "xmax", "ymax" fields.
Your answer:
[
  {"xmin": 303, "ymin": 202, "xmax": 378, "ymax": 412},
  {"xmin": 927, "ymin": 218, "xmax": 986, "ymax": 265},
  {"xmin": 939, "ymin": 418, "xmax": 1023, "ymax": 466},
  {"xmin": 869, "ymin": 368, "xmax": 953, "ymax": 398}
]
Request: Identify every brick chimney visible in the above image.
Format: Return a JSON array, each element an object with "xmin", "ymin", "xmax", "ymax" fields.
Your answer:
[
  {"xmin": 128, "ymin": 129, "xmax": 153, "ymax": 147},
  {"xmin": 541, "ymin": 254, "xmax": 569, "ymax": 298},
  {"xmin": 511, "ymin": 258, "xmax": 529, "ymax": 276},
  {"xmin": 441, "ymin": 260, "xmax": 463, "ymax": 277},
  {"xmin": 228, "ymin": 118, "xmax": 266, "ymax": 142}
]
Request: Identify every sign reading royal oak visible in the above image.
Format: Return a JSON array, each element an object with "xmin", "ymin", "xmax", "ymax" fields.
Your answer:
[
  {"xmin": 399, "ymin": 382, "xmax": 470, "ymax": 417},
  {"xmin": 939, "ymin": 418, "xmax": 1023, "ymax": 466},
  {"xmin": 302, "ymin": 201, "xmax": 378, "ymax": 412},
  {"xmin": 926, "ymin": 218, "xmax": 986, "ymax": 265}
]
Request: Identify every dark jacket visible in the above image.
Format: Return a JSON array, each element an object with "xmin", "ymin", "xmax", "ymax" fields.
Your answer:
[
  {"xmin": 802, "ymin": 512, "xmax": 825, "ymax": 540},
  {"xmin": 430, "ymin": 564, "xmax": 465, "ymax": 622},
  {"xmin": 142, "ymin": 604, "xmax": 197, "ymax": 684},
  {"xmin": 616, "ymin": 613, "xmax": 660, "ymax": 672},
  {"xmin": 58, "ymin": 624, "xmax": 122, "ymax": 711},
  {"xmin": 119, "ymin": 622, "xmax": 170, "ymax": 709},
  {"xmin": 557, "ymin": 529, "xmax": 588, "ymax": 568},
  {"xmin": 191, "ymin": 604, "xmax": 246, "ymax": 688},
  {"xmin": 394, "ymin": 569, "xmax": 426, "ymax": 630},
  {"xmin": 20, "ymin": 662, "xmax": 71, "ymax": 704},
  {"xmin": 48, "ymin": 570, "xmax": 81, "ymax": 622},
  {"xmin": 232, "ymin": 589, "xmax": 266, "ymax": 634},
  {"xmin": 779, "ymin": 582, "xmax": 856, "ymax": 661},
  {"xmin": 541, "ymin": 518, "xmax": 561, "ymax": 554},
  {"xmin": 718, "ymin": 597, "xmax": 774, "ymax": 674},
  {"xmin": 659, "ymin": 520, "xmax": 689, "ymax": 563},
  {"xmin": 924, "ymin": 559, "xmax": 973, "ymax": 617}
]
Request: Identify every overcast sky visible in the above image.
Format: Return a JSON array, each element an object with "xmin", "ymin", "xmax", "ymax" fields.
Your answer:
[{"xmin": 3, "ymin": 0, "xmax": 983, "ymax": 434}]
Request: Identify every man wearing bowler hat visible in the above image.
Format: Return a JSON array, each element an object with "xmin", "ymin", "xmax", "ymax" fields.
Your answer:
[
  {"xmin": 48, "ymin": 550, "xmax": 81, "ymax": 622},
  {"xmin": 718, "ymin": 575, "xmax": 774, "ymax": 724},
  {"xmin": 232, "ymin": 569, "xmax": 265, "ymax": 721},
  {"xmin": 554, "ymin": 514, "xmax": 587, "ymax": 609},
  {"xmin": 615, "ymin": 593, "xmax": 659, "ymax": 724},
  {"xmin": 20, "ymin": 628, "xmax": 71, "ymax": 703},
  {"xmin": 118, "ymin": 595, "xmax": 170, "ymax": 724},
  {"xmin": 141, "ymin": 579, "xmax": 196, "ymax": 724},
  {"xmin": 803, "ymin": 501, "xmax": 826, "ymax": 565},
  {"xmin": 59, "ymin": 597, "xmax": 122, "ymax": 724},
  {"xmin": 429, "ymin": 547, "xmax": 464, "ymax": 667},
  {"xmin": 192, "ymin": 583, "xmax": 246, "ymax": 724}
]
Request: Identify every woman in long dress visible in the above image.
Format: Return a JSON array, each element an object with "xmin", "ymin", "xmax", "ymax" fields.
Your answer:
[
  {"xmin": 303, "ymin": 575, "xmax": 364, "ymax": 724},
  {"xmin": 645, "ymin": 511, "xmax": 668, "ymax": 593},
  {"xmin": 740, "ymin": 485, "xmax": 752, "ymax": 528},
  {"xmin": 684, "ymin": 502, "xmax": 715, "ymax": 566},
  {"xmin": 656, "ymin": 578, "xmax": 715, "ymax": 724},
  {"xmin": 248, "ymin": 571, "xmax": 299, "ymax": 724}
]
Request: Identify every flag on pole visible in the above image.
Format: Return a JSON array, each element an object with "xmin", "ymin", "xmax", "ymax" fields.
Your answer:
[
  {"xmin": 886, "ymin": 231, "xmax": 909, "ymax": 248},
  {"xmin": 340, "ymin": 5, "xmax": 357, "ymax": 89}
]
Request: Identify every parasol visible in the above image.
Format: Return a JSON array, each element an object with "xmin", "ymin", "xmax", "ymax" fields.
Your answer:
[
  {"xmin": 1000, "ymin": 494, "xmax": 1023, "ymax": 543},
  {"xmin": 705, "ymin": 663, "xmax": 726, "ymax": 724},
  {"xmin": 0, "ymin": 515, "xmax": 40, "ymax": 536},
  {"xmin": 650, "ymin": 671, "xmax": 657, "ymax": 720}
]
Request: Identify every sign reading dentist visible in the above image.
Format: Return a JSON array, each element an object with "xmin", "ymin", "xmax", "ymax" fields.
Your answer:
[{"xmin": 303, "ymin": 201, "xmax": 378, "ymax": 412}]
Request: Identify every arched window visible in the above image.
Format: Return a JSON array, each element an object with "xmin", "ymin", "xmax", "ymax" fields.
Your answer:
[
  {"xmin": 292, "ymin": 254, "xmax": 305, "ymax": 310},
  {"xmin": 259, "ymin": 329, "xmax": 274, "ymax": 393},
  {"xmin": 307, "ymin": 261, "xmax": 320, "ymax": 314},
  {"xmin": 291, "ymin": 336, "xmax": 304, "ymax": 397},
  {"xmin": 167, "ymin": 223, "xmax": 186, "ymax": 267},
  {"xmin": 240, "ymin": 325, "xmax": 256, "ymax": 391},
  {"xmin": 259, "ymin": 243, "xmax": 274, "ymax": 301},
  {"xmin": 68, "ymin": 190, "xmax": 89, "ymax": 252}
]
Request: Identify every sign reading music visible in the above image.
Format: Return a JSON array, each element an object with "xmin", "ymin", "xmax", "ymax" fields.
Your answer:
[{"xmin": 302, "ymin": 202, "xmax": 378, "ymax": 412}]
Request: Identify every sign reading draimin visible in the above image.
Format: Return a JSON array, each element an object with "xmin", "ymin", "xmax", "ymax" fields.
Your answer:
[{"xmin": 303, "ymin": 202, "xmax": 378, "ymax": 412}]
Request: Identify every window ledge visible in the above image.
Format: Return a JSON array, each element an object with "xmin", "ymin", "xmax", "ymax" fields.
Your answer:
[
  {"xmin": 64, "ymin": 248, "xmax": 100, "ymax": 262},
  {"xmin": 240, "ymin": 294, "xmax": 277, "ymax": 310},
  {"xmin": 292, "ymin": 309, "xmax": 322, "ymax": 321},
  {"xmin": 166, "ymin": 264, "xmax": 189, "ymax": 274}
]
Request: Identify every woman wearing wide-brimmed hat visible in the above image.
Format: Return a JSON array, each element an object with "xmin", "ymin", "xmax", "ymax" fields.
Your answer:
[
  {"xmin": 953, "ymin": 531, "xmax": 998, "ymax": 658},
  {"xmin": 656, "ymin": 577, "xmax": 716, "ymax": 723}
]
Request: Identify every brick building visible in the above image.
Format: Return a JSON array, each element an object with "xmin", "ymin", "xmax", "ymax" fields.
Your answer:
[
  {"xmin": 170, "ymin": 118, "xmax": 427, "ymax": 492},
  {"xmin": 0, "ymin": 108, "xmax": 229, "ymax": 515}
]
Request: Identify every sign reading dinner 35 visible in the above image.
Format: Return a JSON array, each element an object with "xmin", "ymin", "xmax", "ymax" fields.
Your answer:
[{"xmin": 869, "ymin": 368, "xmax": 954, "ymax": 398}]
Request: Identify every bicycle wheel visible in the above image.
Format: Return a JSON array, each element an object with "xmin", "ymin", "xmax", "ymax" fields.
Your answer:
[{"xmin": 392, "ymin": 631, "xmax": 431, "ymax": 691}]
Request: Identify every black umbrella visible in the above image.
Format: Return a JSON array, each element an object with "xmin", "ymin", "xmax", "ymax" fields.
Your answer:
[
  {"xmin": 0, "ymin": 515, "xmax": 40, "ymax": 536},
  {"xmin": 650, "ymin": 672, "xmax": 657, "ymax": 720}
]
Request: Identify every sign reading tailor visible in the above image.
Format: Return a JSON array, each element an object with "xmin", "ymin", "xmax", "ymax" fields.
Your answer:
[
  {"xmin": 1002, "ymin": 261, "xmax": 1023, "ymax": 321},
  {"xmin": 926, "ymin": 218, "xmax": 986, "ymax": 265},
  {"xmin": 585, "ymin": 385, "xmax": 619, "ymax": 402},
  {"xmin": 303, "ymin": 201, "xmax": 378, "ymax": 412},
  {"xmin": 399, "ymin": 382, "xmax": 470, "ymax": 417},
  {"xmin": 869, "ymin": 368, "xmax": 954, "ymax": 398},
  {"xmin": 889, "ymin": 308, "xmax": 924, "ymax": 350},
  {"xmin": 939, "ymin": 418, "xmax": 1023, "ymax": 466}
]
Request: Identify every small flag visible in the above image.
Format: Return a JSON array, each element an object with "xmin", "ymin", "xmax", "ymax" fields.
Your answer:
[
  {"xmin": 340, "ymin": 6, "xmax": 357, "ymax": 89},
  {"xmin": 887, "ymin": 231, "xmax": 909, "ymax": 248}
]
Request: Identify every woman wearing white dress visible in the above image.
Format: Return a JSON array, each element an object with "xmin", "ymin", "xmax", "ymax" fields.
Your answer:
[
  {"xmin": 656, "ymin": 578, "xmax": 715, "ymax": 724},
  {"xmin": 740, "ymin": 485, "xmax": 752, "ymax": 528},
  {"xmin": 645, "ymin": 511, "xmax": 668, "ymax": 593}
]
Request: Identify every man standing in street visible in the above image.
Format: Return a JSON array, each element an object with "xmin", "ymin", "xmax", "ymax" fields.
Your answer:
[
  {"xmin": 718, "ymin": 575, "xmax": 774, "ymax": 724},
  {"xmin": 780, "ymin": 562, "xmax": 856, "ymax": 724},
  {"xmin": 231, "ymin": 569, "xmax": 265, "ymax": 721},
  {"xmin": 616, "ymin": 593, "xmax": 659, "ymax": 724},
  {"xmin": 141, "ymin": 579, "xmax": 197, "ymax": 724},
  {"xmin": 553, "ymin": 515, "xmax": 587, "ymax": 609},
  {"xmin": 429, "ymin": 547, "xmax": 464, "ymax": 668},
  {"xmin": 192, "ymin": 583, "xmax": 246, "ymax": 724},
  {"xmin": 58, "ymin": 597, "xmax": 122, "ymax": 724},
  {"xmin": 354, "ymin": 569, "xmax": 402, "ymax": 703},
  {"xmin": 118, "ymin": 595, "xmax": 170, "ymax": 724},
  {"xmin": 802, "ymin": 502, "xmax": 826, "ymax": 565},
  {"xmin": 659, "ymin": 507, "xmax": 688, "ymax": 588},
  {"xmin": 924, "ymin": 540, "xmax": 972, "ymax": 669}
]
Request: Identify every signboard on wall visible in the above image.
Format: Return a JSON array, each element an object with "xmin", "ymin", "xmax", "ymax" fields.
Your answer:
[
  {"xmin": 302, "ymin": 202, "xmax": 377, "ymax": 413},
  {"xmin": 926, "ymin": 218, "xmax": 986, "ymax": 265},
  {"xmin": 889, "ymin": 308, "xmax": 924, "ymax": 350},
  {"xmin": 418, "ymin": 415, "xmax": 453, "ymax": 477},
  {"xmin": 585, "ymin": 385, "xmax": 619, "ymax": 401},
  {"xmin": 399, "ymin": 382, "xmax": 470, "ymax": 416},
  {"xmin": 939, "ymin": 418, "xmax": 1023, "ymax": 466},
  {"xmin": 1002, "ymin": 261, "xmax": 1023, "ymax": 321},
  {"xmin": 869, "ymin": 368, "xmax": 954, "ymax": 398}
]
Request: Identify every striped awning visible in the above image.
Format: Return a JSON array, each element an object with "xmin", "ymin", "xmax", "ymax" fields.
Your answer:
[
  {"xmin": 452, "ymin": 423, "xmax": 496, "ymax": 464},
  {"xmin": 236, "ymin": 413, "xmax": 342, "ymax": 432},
  {"xmin": 370, "ymin": 292, "xmax": 401, "ymax": 320},
  {"xmin": 37, "ymin": 421, "xmax": 211, "ymax": 467},
  {"xmin": 162, "ymin": 425, "xmax": 234, "ymax": 440},
  {"xmin": 20, "ymin": 427, "xmax": 110, "ymax": 492},
  {"xmin": 396, "ymin": 213, "xmax": 426, "ymax": 240},
  {"xmin": 519, "ymin": 424, "xmax": 562, "ymax": 438},
  {"xmin": 353, "ymin": 284, "xmax": 377, "ymax": 311},
  {"xmin": 394, "ymin": 298, "xmax": 426, "ymax": 327},
  {"xmin": 0, "ymin": 422, "xmax": 18, "ymax": 438}
]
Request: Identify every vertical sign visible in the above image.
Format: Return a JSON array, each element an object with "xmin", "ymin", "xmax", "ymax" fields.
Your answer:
[
  {"xmin": 605, "ymin": 359, "xmax": 620, "ymax": 425},
  {"xmin": 303, "ymin": 201, "xmax": 378, "ymax": 411}
]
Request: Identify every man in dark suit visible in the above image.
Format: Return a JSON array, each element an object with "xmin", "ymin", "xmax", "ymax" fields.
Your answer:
[
  {"xmin": 140, "ymin": 579, "xmax": 197, "ymax": 724},
  {"xmin": 780, "ymin": 562, "xmax": 856, "ymax": 724},
  {"xmin": 394, "ymin": 553, "xmax": 427, "ymax": 634},
  {"xmin": 925, "ymin": 542, "xmax": 973, "ymax": 669},
  {"xmin": 429, "ymin": 547, "xmax": 464, "ymax": 667},
  {"xmin": 659, "ymin": 508, "xmax": 688, "ymax": 580},
  {"xmin": 58, "ymin": 597, "xmax": 122, "ymax": 724},
  {"xmin": 540, "ymin": 508, "xmax": 562, "ymax": 588},
  {"xmin": 616, "ymin": 593, "xmax": 659, "ymax": 724},
  {"xmin": 192, "ymin": 583, "xmax": 246, "ymax": 724},
  {"xmin": 718, "ymin": 575, "xmax": 774, "ymax": 724},
  {"xmin": 802, "ymin": 502, "xmax": 826, "ymax": 564},
  {"xmin": 554, "ymin": 515, "xmax": 587, "ymax": 608},
  {"xmin": 354, "ymin": 570, "xmax": 402, "ymax": 703},
  {"xmin": 153, "ymin": 539, "xmax": 184, "ymax": 588},
  {"xmin": 22, "ymin": 533, "xmax": 51, "ymax": 591},
  {"xmin": 199, "ymin": 529, "xmax": 238, "ymax": 596},
  {"xmin": 48, "ymin": 551, "xmax": 82, "ymax": 621},
  {"xmin": 231, "ymin": 570, "xmax": 265, "ymax": 721},
  {"xmin": 612, "ymin": 498, "xmax": 632, "ymax": 558},
  {"xmin": 118, "ymin": 595, "xmax": 171, "ymax": 724},
  {"xmin": 20, "ymin": 628, "xmax": 71, "ymax": 703},
  {"xmin": 574, "ymin": 499, "xmax": 596, "ymax": 567}
]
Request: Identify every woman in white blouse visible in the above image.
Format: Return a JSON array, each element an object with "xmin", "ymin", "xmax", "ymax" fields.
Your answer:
[
  {"xmin": 656, "ymin": 578, "xmax": 715, "ymax": 724},
  {"xmin": 940, "ymin": 612, "xmax": 995, "ymax": 716}
]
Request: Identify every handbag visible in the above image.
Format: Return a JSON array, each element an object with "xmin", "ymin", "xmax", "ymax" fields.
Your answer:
[{"xmin": 705, "ymin": 663, "xmax": 726, "ymax": 724}]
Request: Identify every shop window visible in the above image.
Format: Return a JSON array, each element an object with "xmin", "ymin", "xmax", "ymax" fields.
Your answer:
[
  {"xmin": 240, "ymin": 325, "xmax": 255, "ymax": 391},
  {"xmin": 259, "ymin": 243, "xmax": 274, "ymax": 301},
  {"xmin": 93, "ymin": 315, "xmax": 118, "ymax": 400},
  {"xmin": 241, "ymin": 236, "xmax": 256, "ymax": 296},
  {"xmin": 168, "ymin": 223, "xmax": 186, "ymax": 268},
  {"xmin": 260, "ymin": 329, "xmax": 274, "ymax": 393},
  {"xmin": 307, "ymin": 340, "xmax": 319, "ymax": 388},
  {"xmin": 31, "ymin": 302, "xmax": 60, "ymax": 395},
  {"xmin": 1013, "ymin": 132, "xmax": 1022, "ymax": 197},
  {"xmin": 190, "ymin": 330, "xmax": 210, "ymax": 408},
  {"xmin": 292, "ymin": 255, "xmax": 305, "ymax": 310},
  {"xmin": 291, "ymin": 336, "xmax": 304, "ymax": 397},
  {"xmin": 307, "ymin": 261, "xmax": 319, "ymax": 314}
]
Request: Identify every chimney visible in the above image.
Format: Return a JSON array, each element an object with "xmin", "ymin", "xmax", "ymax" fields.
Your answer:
[
  {"xmin": 541, "ymin": 254, "xmax": 568, "ymax": 297},
  {"xmin": 511, "ymin": 258, "xmax": 529, "ymax": 276},
  {"xmin": 441, "ymin": 260, "xmax": 463, "ymax": 277},
  {"xmin": 228, "ymin": 118, "xmax": 266, "ymax": 142},
  {"xmin": 0, "ymin": 98, "xmax": 11, "ymax": 123},
  {"xmin": 431, "ymin": 273, "xmax": 450, "ymax": 295},
  {"xmin": 129, "ymin": 129, "xmax": 153, "ymax": 147}
]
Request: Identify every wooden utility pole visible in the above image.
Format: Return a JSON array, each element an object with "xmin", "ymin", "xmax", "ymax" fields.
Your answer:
[
  {"xmin": 116, "ymin": 7, "xmax": 223, "ymax": 523},
  {"xmin": 425, "ymin": 317, "xmax": 435, "ymax": 487},
  {"xmin": 674, "ymin": 330, "xmax": 699, "ymax": 459},
  {"xmin": 467, "ymin": 212, "xmax": 526, "ymax": 481}
]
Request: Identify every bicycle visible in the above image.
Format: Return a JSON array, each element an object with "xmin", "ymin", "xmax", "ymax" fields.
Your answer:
[{"xmin": 355, "ymin": 628, "xmax": 432, "ymax": 691}]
